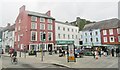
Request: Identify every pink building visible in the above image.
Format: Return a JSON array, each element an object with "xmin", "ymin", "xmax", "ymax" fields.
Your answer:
[{"xmin": 15, "ymin": 5, "xmax": 55, "ymax": 51}]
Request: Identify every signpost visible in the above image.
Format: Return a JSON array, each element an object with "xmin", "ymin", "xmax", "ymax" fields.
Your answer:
[{"xmin": 67, "ymin": 44, "xmax": 76, "ymax": 62}]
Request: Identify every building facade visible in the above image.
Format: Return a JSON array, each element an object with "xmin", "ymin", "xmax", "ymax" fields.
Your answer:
[
  {"xmin": 82, "ymin": 24, "xmax": 102, "ymax": 48},
  {"xmin": 2, "ymin": 24, "xmax": 15, "ymax": 52},
  {"xmin": 100, "ymin": 19, "xmax": 120, "ymax": 46},
  {"xmin": 55, "ymin": 21, "xmax": 79, "ymax": 49},
  {"xmin": 15, "ymin": 5, "xmax": 55, "ymax": 51},
  {"xmin": 82, "ymin": 18, "xmax": 120, "ymax": 48}
]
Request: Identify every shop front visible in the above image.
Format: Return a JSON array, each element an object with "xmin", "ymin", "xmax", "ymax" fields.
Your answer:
[{"xmin": 56, "ymin": 40, "xmax": 74, "ymax": 50}]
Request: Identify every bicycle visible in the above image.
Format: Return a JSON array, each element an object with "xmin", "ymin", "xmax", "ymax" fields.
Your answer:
[{"xmin": 11, "ymin": 56, "xmax": 18, "ymax": 64}]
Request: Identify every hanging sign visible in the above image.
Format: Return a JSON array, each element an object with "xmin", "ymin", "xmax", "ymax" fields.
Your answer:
[{"xmin": 67, "ymin": 44, "xmax": 76, "ymax": 62}]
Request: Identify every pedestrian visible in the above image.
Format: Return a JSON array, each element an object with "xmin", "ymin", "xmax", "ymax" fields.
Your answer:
[
  {"xmin": 104, "ymin": 47, "xmax": 107, "ymax": 57},
  {"xmin": 116, "ymin": 47, "xmax": 119, "ymax": 57},
  {"xmin": 111, "ymin": 48, "xmax": 114, "ymax": 57}
]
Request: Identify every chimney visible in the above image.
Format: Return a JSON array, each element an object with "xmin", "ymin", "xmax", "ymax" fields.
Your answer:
[
  {"xmin": 46, "ymin": 10, "xmax": 51, "ymax": 16},
  {"xmin": 7, "ymin": 23, "xmax": 10, "ymax": 27},
  {"xmin": 19, "ymin": 5, "xmax": 25, "ymax": 13},
  {"xmin": 65, "ymin": 21, "xmax": 69, "ymax": 23}
]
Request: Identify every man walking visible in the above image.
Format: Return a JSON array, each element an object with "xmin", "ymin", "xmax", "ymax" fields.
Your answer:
[{"xmin": 111, "ymin": 48, "xmax": 114, "ymax": 57}]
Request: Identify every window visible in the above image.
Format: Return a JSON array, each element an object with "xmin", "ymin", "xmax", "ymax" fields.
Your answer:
[
  {"xmin": 85, "ymin": 33, "xmax": 87, "ymax": 36},
  {"xmin": 85, "ymin": 38, "xmax": 87, "ymax": 43},
  {"xmin": 90, "ymin": 32, "xmax": 92, "ymax": 36},
  {"xmin": 95, "ymin": 31, "xmax": 98, "ymax": 35},
  {"xmin": 76, "ymin": 35, "xmax": 77, "ymax": 39},
  {"xmin": 31, "ymin": 31, "xmax": 37, "ymax": 41},
  {"xmin": 76, "ymin": 29, "xmax": 77, "ymax": 32},
  {"xmin": 31, "ymin": 16, "xmax": 37, "ymax": 21},
  {"xmin": 72, "ymin": 29, "xmax": 73, "ymax": 32},
  {"xmin": 103, "ymin": 30, "xmax": 107, "ymax": 35},
  {"xmin": 15, "ymin": 27, "xmax": 17, "ymax": 32},
  {"xmin": 58, "ymin": 34, "xmax": 60, "ymax": 39},
  {"xmin": 90, "ymin": 38, "xmax": 93, "ymax": 42},
  {"xmin": 18, "ymin": 19, "xmax": 21, "ymax": 23},
  {"xmin": 72, "ymin": 35, "xmax": 74, "ymax": 39},
  {"xmin": 103, "ymin": 37, "xmax": 107, "ymax": 42},
  {"xmin": 48, "ymin": 19, "xmax": 52, "ymax": 23},
  {"xmin": 48, "ymin": 24, "xmax": 52, "ymax": 30},
  {"xmin": 48, "ymin": 32, "xmax": 53, "ymax": 41},
  {"xmin": 68, "ymin": 35, "xmax": 70, "ymax": 39},
  {"xmin": 63, "ymin": 34, "xmax": 65, "ymax": 39},
  {"xmin": 58, "ymin": 26, "xmax": 60, "ymax": 30},
  {"xmin": 117, "ymin": 28, "xmax": 120, "ymax": 34},
  {"xmin": 68, "ymin": 28, "xmax": 69, "ymax": 31},
  {"xmin": 40, "ymin": 23, "xmax": 45, "ymax": 30},
  {"xmin": 40, "ymin": 32, "xmax": 46, "ymax": 41},
  {"xmin": 31, "ymin": 22, "xmax": 37, "ymax": 29},
  {"xmin": 40, "ymin": 17, "xmax": 45, "ymax": 22},
  {"xmin": 18, "ymin": 26, "xmax": 20, "ymax": 30},
  {"xmin": 63, "ymin": 27, "xmax": 65, "ymax": 31},
  {"xmin": 118, "ymin": 36, "xmax": 120, "ymax": 42},
  {"xmin": 96, "ymin": 38, "xmax": 99, "ymax": 42},
  {"xmin": 18, "ymin": 44, "xmax": 20, "ymax": 49},
  {"xmin": 109, "ymin": 36, "xmax": 114, "ymax": 42},
  {"xmin": 18, "ymin": 35, "xmax": 20, "ymax": 41},
  {"xmin": 109, "ymin": 29, "xmax": 113, "ymax": 35}
]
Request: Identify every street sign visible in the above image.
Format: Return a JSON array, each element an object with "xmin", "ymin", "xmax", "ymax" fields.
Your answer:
[{"xmin": 67, "ymin": 44, "xmax": 76, "ymax": 62}]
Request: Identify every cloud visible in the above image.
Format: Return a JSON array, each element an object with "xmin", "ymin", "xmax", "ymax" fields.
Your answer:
[{"xmin": 0, "ymin": 1, "xmax": 118, "ymax": 27}]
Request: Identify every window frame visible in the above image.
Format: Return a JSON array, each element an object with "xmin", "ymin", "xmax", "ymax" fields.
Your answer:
[
  {"xmin": 31, "ymin": 31, "xmax": 37, "ymax": 41},
  {"xmin": 31, "ymin": 22, "xmax": 37, "ymax": 29}
]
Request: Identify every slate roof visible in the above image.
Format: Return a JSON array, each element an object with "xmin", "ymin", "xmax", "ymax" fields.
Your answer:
[
  {"xmin": 83, "ymin": 18, "xmax": 120, "ymax": 31},
  {"xmin": 2, "ymin": 24, "xmax": 15, "ymax": 32},
  {"xmin": 55, "ymin": 21, "xmax": 78, "ymax": 27},
  {"xmin": 27, "ymin": 11, "xmax": 55, "ymax": 19}
]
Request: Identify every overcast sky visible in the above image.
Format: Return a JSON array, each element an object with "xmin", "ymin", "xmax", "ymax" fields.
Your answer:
[{"xmin": 0, "ymin": 0, "xmax": 119, "ymax": 27}]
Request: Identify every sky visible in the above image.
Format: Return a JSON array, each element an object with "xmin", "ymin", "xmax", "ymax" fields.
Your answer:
[{"xmin": 0, "ymin": 0, "xmax": 119, "ymax": 27}]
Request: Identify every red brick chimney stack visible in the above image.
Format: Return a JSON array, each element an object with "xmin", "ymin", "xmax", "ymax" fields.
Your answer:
[{"xmin": 19, "ymin": 5, "xmax": 25, "ymax": 13}]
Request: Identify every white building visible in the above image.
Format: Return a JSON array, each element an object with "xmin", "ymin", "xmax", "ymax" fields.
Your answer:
[
  {"xmin": 55, "ymin": 21, "xmax": 79, "ymax": 49},
  {"xmin": 2, "ymin": 24, "xmax": 15, "ymax": 53}
]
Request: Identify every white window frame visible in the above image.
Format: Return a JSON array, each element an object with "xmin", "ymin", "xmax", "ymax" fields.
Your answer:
[
  {"xmin": 18, "ymin": 26, "xmax": 20, "ymax": 31},
  {"xmin": 48, "ymin": 24, "xmax": 52, "ymax": 30},
  {"xmin": 40, "ymin": 32, "xmax": 46, "ymax": 41},
  {"xmin": 103, "ymin": 30, "xmax": 107, "ymax": 35},
  {"xmin": 18, "ymin": 19, "xmax": 21, "ymax": 23},
  {"xmin": 40, "ymin": 17, "xmax": 45, "ymax": 22},
  {"xmin": 48, "ymin": 32, "xmax": 53, "ymax": 41},
  {"xmin": 31, "ymin": 16, "xmax": 37, "ymax": 21},
  {"xmin": 40, "ymin": 23, "xmax": 45, "ymax": 30},
  {"xmin": 117, "ymin": 28, "xmax": 120, "ymax": 34},
  {"xmin": 58, "ymin": 26, "xmax": 60, "ymax": 30},
  {"xmin": 31, "ymin": 22, "xmax": 37, "ymax": 29},
  {"xmin": 58, "ymin": 34, "xmax": 60, "ymax": 39},
  {"xmin": 18, "ymin": 35, "xmax": 20, "ymax": 41},
  {"xmin": 31, "ymin": 31, "xmax": 37, "ymax": 41},
  {"xmin": 103, "ymin": 37, "xmax": 107, "ymax": 42},
  {"xmin": 109, "ymin": 29, "xmax": 113, "ymax": 35},
  {"xmin": 63, "ymin": 34, "xmax": 65, "ymax": 39},
  {"xmin": 109, "ymin": 36, "xmax": 114, "ymax": 42},
  {"xmin": 48, "ymin": 19, "xmax": 52, "ymax": 23}
]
